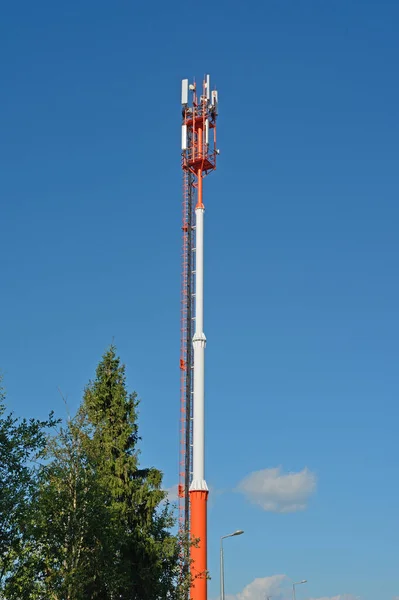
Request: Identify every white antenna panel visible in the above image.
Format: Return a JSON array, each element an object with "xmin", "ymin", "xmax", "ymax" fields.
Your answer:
[
  {"xmin": 205, "ymin": 119, "xmax": 209, "ymax": 145},
  {"xmin": 211, "ymin": 90, "xmax": 218, "ymax": 105},
  {"xmin": 181, "ymin": 124, "xmax": 187, "ymax": 150},
  {"xmin": 181, "ymin": 79, "xmax": 188, "ymax": 105},
  {"xmin": 206, "ymin": 74, "xmax": 210, "ymax": 100}
]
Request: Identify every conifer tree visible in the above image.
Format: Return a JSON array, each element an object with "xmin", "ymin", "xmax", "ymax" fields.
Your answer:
[
  {"xmin": 3, "ymin": 348, "xmax": 184, "ymax": 600},
  {"xmin": 78, "ymin": 345, "xmax": 180, "ymax": 599}
]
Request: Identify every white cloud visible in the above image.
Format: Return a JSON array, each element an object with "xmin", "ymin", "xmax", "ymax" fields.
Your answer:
[
  {"xmin": 222, "ymin": 578, "xmax": 358, "ymax": 600},
  {"xmin": 309, "ymin": 596, "xmax": 359, "ymax": 600},
  {"xmin": 237, "ymin": 466, "xmax": 316, "ymax": 513},
  {"xmin": 226, "ymin": 575, "xmax": 289, "ymax": 600}
]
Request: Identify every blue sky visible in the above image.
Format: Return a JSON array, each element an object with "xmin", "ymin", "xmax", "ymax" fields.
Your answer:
[{"xmin": 1, "ymin": 1, "xmax": 398, "ymax": 598}]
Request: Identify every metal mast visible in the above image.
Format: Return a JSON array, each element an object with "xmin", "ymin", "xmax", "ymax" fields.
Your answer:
[{"xmin": 179, "ymin": 75, "xmax": 218, "ymax": 600}]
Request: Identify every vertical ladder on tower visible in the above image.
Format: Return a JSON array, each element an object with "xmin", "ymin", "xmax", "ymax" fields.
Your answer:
[{"xmin": 179, "ymin": 164, "xmax": 195, "ymax": 588}]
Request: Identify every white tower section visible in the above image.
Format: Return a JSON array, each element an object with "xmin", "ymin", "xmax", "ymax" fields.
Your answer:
[{"xmin": 190, "ymin": 205, "xmax": 208, "ymax": 492}]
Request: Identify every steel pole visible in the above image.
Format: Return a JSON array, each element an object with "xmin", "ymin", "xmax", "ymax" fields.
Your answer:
[{"xmin": 220, "ymin": 538, "xmax": 225, "ymax": 600}]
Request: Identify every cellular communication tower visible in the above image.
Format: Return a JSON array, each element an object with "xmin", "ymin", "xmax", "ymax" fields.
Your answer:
[{"xmin": 179, "ymin": 75, "xmax": 218, "ymax": 600}]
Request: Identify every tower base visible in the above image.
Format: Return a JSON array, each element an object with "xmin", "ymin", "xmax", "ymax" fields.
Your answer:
[{"xmin": 189, "ymin": 489, "xmax": 209, "ymax": 600}]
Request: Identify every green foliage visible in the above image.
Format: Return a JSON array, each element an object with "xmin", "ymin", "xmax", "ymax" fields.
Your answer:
[
  {"xmin": 0, "ymin": 379, "xmax": 57, "ymax": 592},
  {"xmin": 1, "ymin": 347, "xmax": 187, "ymax": 600},
  {"xmin": 5, "ymin": 414, "xmax": 111, "ymax": 600},
  {"xmin": 77, "ymin": 345, "xmax": 181, "ymax": 599}
]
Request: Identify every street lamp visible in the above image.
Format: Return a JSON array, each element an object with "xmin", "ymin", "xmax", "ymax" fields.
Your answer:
[
  {"xmin": 292, "ymin": 580, "xmax": 307, "ymax": 600},
  {"xmin": 220, "ymin": 530, "xmax": 244, "ymax": 600}
]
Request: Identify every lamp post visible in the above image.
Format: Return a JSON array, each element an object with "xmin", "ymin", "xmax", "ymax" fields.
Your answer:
[
  {"xmin": 292, "ymin": 580, "xmax": 307, "ymax": 600},
  {"xmin": 220, "ymin": 530, "xmax": 244, "ymax": 600}
]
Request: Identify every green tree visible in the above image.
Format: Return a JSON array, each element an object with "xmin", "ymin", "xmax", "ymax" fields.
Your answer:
[
  {"xmin": 5, "ymin": 413, "xmax": 112, "ymax": 600},
  {"xmin": 0, "ymin": 379, "xmax": 57, "ymax": 593},
  {"xmin": 5, "ymin": 347, "xmax": 185, "ymax": 600},
  {"xmin": 78, "ymin": 345, "xmax": 180, "ymax": 599}
]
